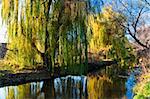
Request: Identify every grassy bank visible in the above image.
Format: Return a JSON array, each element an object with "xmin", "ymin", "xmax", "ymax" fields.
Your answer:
[{"xmin": 133, "ymin": 69, "xmax": 150, "ymax": 99}]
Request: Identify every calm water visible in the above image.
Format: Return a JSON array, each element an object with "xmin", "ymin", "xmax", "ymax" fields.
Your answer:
[{"xmin": 0, "ymin": 68, "xmax": 137, "ymax": 99}]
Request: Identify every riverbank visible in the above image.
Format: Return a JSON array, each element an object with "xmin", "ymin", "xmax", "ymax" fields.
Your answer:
[
  {"xmin": 0, "ymin": 60, "xmax": 117, "ymax": 87},
  {"xmin": 0, "ymin": 69, "xmax": 52, "ymax": 87},
  {"xmin": 133, "ymin": 69, "xmax": 150, "ymax": 98}
]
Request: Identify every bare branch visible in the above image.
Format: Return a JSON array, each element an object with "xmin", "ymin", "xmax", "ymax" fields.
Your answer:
[
  {"xmin": 132, "ymin": 7, "xmax": 144, "ymax": 33},
  {"xmin": 144, "ymin": 0, "xmax": 150, "ymax": 6},
  {"xmin": 118, "ymin": 0, "xmax": 133, "ymax": 16}
]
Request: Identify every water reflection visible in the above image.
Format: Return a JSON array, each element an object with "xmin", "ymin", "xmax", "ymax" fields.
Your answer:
[
  {"xmin": 88, "ymin": 74, "xmax": 126, "ymax": 99},
  {"xmin": 52, "ymin": 76, "xmax": 88, "ymax": 99},
  {"xmin": 125, "ymin": 67, "xmax": 141, "ymax": 99},
  {"xmin": 0, "ymin": 82, "xmax": 44, "ymax": 99},
  {"xmin": 0, "ymin": 73, "xmax": 129, "ymax": 99}
]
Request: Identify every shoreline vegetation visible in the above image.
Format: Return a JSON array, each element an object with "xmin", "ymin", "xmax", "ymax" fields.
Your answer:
[
  {"xmin": 0, "ymin": 60, "xmax": 117, "ymax": 87},
  {"xmin": 133, "ymin": 69, "xmax": 150, "ymax": 98}
]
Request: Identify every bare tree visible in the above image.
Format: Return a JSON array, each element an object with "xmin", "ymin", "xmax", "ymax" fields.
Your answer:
[{"xmin": 112, "ymin": 0, "xmax": 150, "ymax": 49}]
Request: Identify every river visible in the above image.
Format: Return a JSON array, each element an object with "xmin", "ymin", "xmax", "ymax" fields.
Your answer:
[{"xmin": 0, "ymin": 66, "xmax": 138, "ymax": 99}]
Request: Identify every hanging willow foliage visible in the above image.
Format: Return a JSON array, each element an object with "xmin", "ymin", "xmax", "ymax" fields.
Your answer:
[{"xmin": 2, "ymin": 0, "xmax": 89, "ymax": 73}]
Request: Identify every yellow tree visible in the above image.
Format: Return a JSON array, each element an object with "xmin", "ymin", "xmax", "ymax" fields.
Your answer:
[{"xmin": 88, "ymin": 7, "xmax": 135, "ymax": 66}]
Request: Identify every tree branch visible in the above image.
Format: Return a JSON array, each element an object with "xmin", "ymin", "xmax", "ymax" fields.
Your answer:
[
  {"xmin": 117, "ymin": 0, "xmax": 148, "ymax": 49},
  {"xmin": 132, "ymin": 7, "xmax": 144, "ymax": 33},
  {"xmin": 127, "ymin": 26, "xmax": 148, "ymax": 48},
  {"xmin": 144, "ymin": 0, "xmax": 150, "ymax": 6}
]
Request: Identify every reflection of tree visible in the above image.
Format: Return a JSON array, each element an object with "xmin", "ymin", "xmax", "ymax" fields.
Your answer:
[
  {"xmin": 6, "ymin": 84, "xmax": 31, "ymax": 99},
  {"xmin": 40, "ymin": 80, "xmax": 55, "ymax": 99},
  {"xmin": 5, "ymin": 74, "xmax": 126, "ymax": 99},
  {"xmin": 45, "ymin": 76, "xmax": 88, "ymax": 99},
  {"xmin": 64, "ymin": 76, "xmax": 88, "ymax": 99},
  {"xmin": 6, "ymin": 82, "xmax": 43, "ymax": 99},
  {"xmin": 87, "ymin": 74, "xmax": 126, "ymax": 99},
  {"xmin": 16, "ymin": 84, "xmax": 31, "ymax": 99},
  {"xmin": 6, "ymin": 87, "xmax": 15, "ymax": 99}
]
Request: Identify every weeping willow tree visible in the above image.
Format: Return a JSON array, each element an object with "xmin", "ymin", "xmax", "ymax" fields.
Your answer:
[
  {"xmin": 1, "ymin": 0, "xmax": 89, "ymax": 73},
  {"xmin": 88, "ymin": 7, "xmax": 135, "ymax": 67}
]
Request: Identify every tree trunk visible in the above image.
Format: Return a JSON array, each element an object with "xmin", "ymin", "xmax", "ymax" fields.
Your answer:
[
  {"xmin": 44, "ymin": 29, "xmax": 52, "ymax": 72},
  {"xmin": 43, "ymin": 0, "xmax": 52, "ymax": 72}
]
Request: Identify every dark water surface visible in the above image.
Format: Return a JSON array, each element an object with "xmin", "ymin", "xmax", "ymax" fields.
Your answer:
[{"xmin": 0, "ymin": 67, "xmax": 137, "ymax": 99}]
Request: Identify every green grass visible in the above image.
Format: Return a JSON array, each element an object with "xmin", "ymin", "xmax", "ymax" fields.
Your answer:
[{"xmin": 133, "ymin": 70, "xmax": 150, "ymax": 99}]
